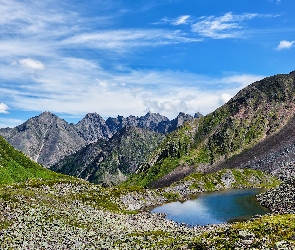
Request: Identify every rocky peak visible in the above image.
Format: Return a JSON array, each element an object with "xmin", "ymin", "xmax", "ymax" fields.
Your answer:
[
  {"xmin": 166, "ymin": 112, "xmax": 195, "ymax": 133},
  {"xmin": 75, "ymin": 113, "xmax": 111, "ymax": 142},
  {"xmin": 0, "ymin": 112, "xmax": 86, "ymax": 167}
]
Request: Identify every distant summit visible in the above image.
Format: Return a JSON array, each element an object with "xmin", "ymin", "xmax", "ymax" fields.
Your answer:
[{"xmin": 75, "ymin": 111, "xmax": 199, "ymax": 141}]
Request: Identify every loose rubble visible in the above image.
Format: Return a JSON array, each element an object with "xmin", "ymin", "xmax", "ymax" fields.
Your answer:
[{"xmin": 257, "ymin": 177, "xmax": 295, "ymax": 214}]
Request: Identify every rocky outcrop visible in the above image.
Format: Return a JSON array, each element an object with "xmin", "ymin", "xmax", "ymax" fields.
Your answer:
[
  {"xmin": 0, "ymin": 111, "xmax": 198, "ymax": 169},
  {"xmin": 105, "ymin": 111, "xmax": 197, "ymax": 135}
]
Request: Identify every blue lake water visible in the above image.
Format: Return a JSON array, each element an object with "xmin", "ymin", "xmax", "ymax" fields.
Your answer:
[{"xmin": 151, "ymin": 188, "xmax": 269, "ymax": 226}]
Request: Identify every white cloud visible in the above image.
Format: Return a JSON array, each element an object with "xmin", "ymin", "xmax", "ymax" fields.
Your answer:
[
  {"xmin": 172, "ymin": 15, "xmax": 191, "ymax": 25},
  {"xmin": 218, "ymin": 93, "xmax": 232, "ymax": 105},
  {"xmin": 0, "ymin": 1, "xmax": 272, "ymax": 120},
  {"xmin": 0, "ymin": 103, "xmax": 9, "ymax": 114},
  {"xmin": 192, "ymin": 12, "xmax": 258, "ymax": 39},
  {"xmin": 0, "ymin": 55, "xmax": 265, "ymax": 119},
  {"xmin": 19, "ymin": 58, "xmax": 45, "ymax": 70},
  {"xmin": 276, "ymin": 40, "xmax": 294, "ymax": 50}
]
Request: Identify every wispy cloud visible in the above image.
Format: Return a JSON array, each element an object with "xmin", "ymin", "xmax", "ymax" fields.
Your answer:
[
  {"xmin": 191, "ymin": 12, "xmax": 259, "ymax": 39},
  {"xmin": 63, "ymin": 29, "xmax": 200, "ymax": 52},
  {"xmin": 0, "ymin": 58, "xmax": 264, "ymax": 119},
  {"xmin": 0, "ymin": 0, "xmax": 281, "ymax": 122},
  {"xmin": 276, "ymin": 40, "xmax": 294, "ymax": 50},
  {"xmin": 0, "ymin": 117, "xmax": 23, "ymax": 128},
  {"xmin": 158, "ymin": 15, "xmax": 191, "ymax": 26}
]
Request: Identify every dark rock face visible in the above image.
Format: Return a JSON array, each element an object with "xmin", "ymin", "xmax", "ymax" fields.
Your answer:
[
  {"xmin": 51, "ymin": 126, "xmax": 165, "ymax": 186},
  {"xmin": 0, "ymin": 112, "xmax": 86, "ymax": 167}
]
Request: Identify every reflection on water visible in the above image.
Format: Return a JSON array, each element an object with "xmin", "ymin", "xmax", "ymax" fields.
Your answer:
[{"xmin": 151, "ymin": 188, "xmax": 269, "ymax": 226}]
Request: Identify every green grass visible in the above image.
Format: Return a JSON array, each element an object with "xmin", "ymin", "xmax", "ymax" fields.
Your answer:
[
  {"xmin": 187, "ymin": 169, "xmax": 279, "ymax": 192},
  {"xmin": 0, "ymin": 136, "xmax": 72, "ymax": 185},
  {"xmin": 192, "ymin": 214, "xmax": 295, "ymax": 249}
]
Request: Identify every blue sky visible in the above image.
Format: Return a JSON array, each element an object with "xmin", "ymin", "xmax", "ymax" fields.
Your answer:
[{"xmin": 0, "ymin": 0, "xmax": 294, "ymax": 127}]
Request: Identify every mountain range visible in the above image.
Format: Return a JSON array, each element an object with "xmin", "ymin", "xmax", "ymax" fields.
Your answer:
[
  {"xmin": 0, "ymin": 111, "xmax": 200, "ymax": 170},
  {"xmin": 1, "ymin": 70, "xmax": 295, "ymax": 249}
]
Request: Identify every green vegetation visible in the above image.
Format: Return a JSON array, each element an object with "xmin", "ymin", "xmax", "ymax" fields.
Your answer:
[
  {"xmin": 192, "ymin": 214, "xmax": 295, "ymax": 249},
  {"xmin": 0, "ymin": 136, "xmax": 72, "ymax": 185},
  {"xmin": 0, "ymin": 135, "xmax": 292, "ymax": 249}
]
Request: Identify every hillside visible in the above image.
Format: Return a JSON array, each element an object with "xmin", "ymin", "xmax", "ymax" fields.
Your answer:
[
  {"xmin": 130, "ymin": 70, "xmax": 295, "ymax": 187},
  {"xmin": 51, "ymin": 127, "xmax": 164, "ymax": 186},
  {"xmin": 0, "ymin": 136, "xmax": 70, "ymax": 184}
]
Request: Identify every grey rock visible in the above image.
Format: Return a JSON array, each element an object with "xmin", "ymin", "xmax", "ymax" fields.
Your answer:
[{"xmin": 274, "ymin": 240, "xmax": 293, "ymax": 250}]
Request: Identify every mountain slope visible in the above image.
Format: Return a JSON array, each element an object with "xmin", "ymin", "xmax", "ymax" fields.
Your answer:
[
  {"xmin": 0, "ymin": 136, "xmax": 69, "ymax": 184},
  {"xmin": 130, "ymin": 70, "xmax": 295, "ymax": 187},
  {"xmin": 0, "ymin": 112, "xmax": 87, "ymax": 168},
  {"xmin": 51, "ymin": 126, "xmax": 165, "ymax": 186}
]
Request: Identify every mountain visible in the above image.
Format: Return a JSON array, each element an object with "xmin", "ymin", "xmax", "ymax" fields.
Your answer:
[
  {"xmin": 129, "ymin": 70, "xmax": 295, "ymax": 187},
  {"xmin": 51, "ymin": 126, "xmax": 165, "ymax": 186},
  {"xmin": 0, "ymin": 135, "xmax": 69, "ymax": 184},
  {"xmin": 0, "ymin": 112, "xmax": 87, "ymax": 167}
]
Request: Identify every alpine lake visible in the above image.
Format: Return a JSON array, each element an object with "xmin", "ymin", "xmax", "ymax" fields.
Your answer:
[{"xmin": 151, "ymin": 188, "xmax": 270, "ymax": 226}]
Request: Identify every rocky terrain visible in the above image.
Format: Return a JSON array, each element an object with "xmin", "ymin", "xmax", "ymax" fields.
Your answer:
[
  {"xmin": 74, "ymin": 113, "xmax": 112, "ymax": 143},
  {"xmin": 212, "ymin": 114, "xmax": 295, "ymax": 180},
  {"xmin": 0, "ymin": 173, "xmax": 294, "ymax": 249},
  {"xmin": 51, "ymin": 127, "xmax": 165, "ymax": 186},
  {"xmin": 257, "ymin": 177, "xmax": 295, "ymax": 214},
  {"xmin": 131, "ymin": 70, "xmax": 295, "ymax": 188}
]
